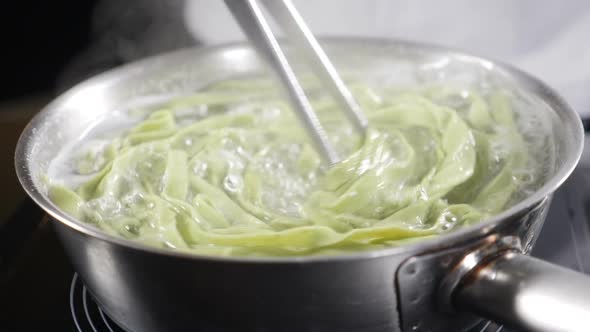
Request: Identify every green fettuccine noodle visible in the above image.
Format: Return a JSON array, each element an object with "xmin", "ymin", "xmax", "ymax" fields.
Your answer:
[{"xmin": 48, "ymin": 79, "xmax": 533, "ymax": 257}]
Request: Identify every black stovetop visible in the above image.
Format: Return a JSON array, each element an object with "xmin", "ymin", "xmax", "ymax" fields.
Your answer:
[{"xmin": 2, "ymin": 144, "xmax": 590, "ymax": 332}]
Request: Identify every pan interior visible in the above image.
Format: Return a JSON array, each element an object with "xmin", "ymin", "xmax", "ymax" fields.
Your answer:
[{"xmin": 18, "ymin": 40, "xmax": 580, "ymax": 259}]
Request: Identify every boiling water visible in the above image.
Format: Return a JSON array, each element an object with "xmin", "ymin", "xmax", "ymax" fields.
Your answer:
[{"xmin": 45, "ymin": 72, "xmax": 556, "ymax": 256}]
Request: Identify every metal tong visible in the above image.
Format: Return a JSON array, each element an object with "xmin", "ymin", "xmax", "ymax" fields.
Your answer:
[{"xmin": 224, "ymin": 0, "xmax": 368, "ymax": 165}]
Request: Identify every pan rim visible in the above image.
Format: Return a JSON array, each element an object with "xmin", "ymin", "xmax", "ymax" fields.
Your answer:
[{"xmin": 15, "ymin": 37, "xmax": 584, "ymax": 263}]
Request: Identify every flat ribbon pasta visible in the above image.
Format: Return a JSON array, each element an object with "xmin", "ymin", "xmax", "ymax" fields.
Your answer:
[{"xmin": 48, "ymin": 80, "xmax": 531, "ymax": 256}]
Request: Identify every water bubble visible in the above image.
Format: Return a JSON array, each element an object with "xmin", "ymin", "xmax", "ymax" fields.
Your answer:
[
  {"xmin": 441, "ymin": 222, "xmax": 453, "ymax": 231},
  {"xmin": 88, "ymin": 196, "xmax": 123, "ymax": 219},
  {"xmin": 184, "ymin": 138, "xmax": 193, "ymax": 147},
  {"xmin": 192, "ymin": 161, "xmax": 208, "ymax": 177},
  {"xmin": 124, "ymin": 224, "xmax": 139, "ymax": 235},
  {"xmin": 223, "ymin": 174, "xmax": 243, "ymax": 193},
  {"xmin": 512, "ymin": 169, "xmax": 535, "ymax": 186},
  {"xmin": 439, "ymin": 213, "xmax": 458, "ymax": 231},
  {"xmin": 263, "ymin": 161, "xmax": 273, "ymax": 171},
  {"xmin": 236, "ymin": 146, "xmax": 250, "ymax": 159}
]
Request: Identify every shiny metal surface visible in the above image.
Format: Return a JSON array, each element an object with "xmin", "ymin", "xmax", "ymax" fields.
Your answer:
[
  {"xmin": 54, "ymin": 220, "xmax": 405, "ymax": 332},
  {"xmin": 439, "ymin": 235, "xmax": 523, "ymax": 312},
  {"xmin": 398, "ymin": 199, "xmax": 551, "ymax": 332},
  {"xmin": 225, "ymin": 0, "xmax": 340, "ymax": 164},
  {"xmin": 15, "ymin": 40, "xmax": 584, "ymax": 332},
  {"xmin": 456, "ymin": 252, "xmax": 590, "ymax": 332}
]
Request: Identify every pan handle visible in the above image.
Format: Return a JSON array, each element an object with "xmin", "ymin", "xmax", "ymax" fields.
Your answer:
[{"xmin": 452, "ymin": 251, "xmax": 590, "ymax": 332}]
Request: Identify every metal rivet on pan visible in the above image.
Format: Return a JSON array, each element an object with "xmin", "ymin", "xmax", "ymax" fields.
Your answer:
[{"xmin": 405, "ymin": 262, "xmax": 417, "ymax": 275}]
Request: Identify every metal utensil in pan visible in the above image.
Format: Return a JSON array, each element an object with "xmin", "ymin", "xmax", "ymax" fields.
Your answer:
[
  {"xmin": 224, "ymin": 0, "xmax": 369, "ymax": 166},
  {"xmin": 225, "ymin": 0, "xmax": 340, "ymax": 165},
  {"xmin": 15, "ymin": 40, "xmax": 585, "ymax": 332}
]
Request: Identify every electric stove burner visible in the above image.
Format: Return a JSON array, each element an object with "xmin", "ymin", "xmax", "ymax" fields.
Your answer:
[
  {"xmin": 472, "ymin": 322, "xmax": 503, "ymax": 332},
  {"xmin": 70, "ymin": 274, "xmax": 126, "ymax": 332},
  {"xmin": 69, "ymin": 274, "xmax": 504, "ymax": 332}
]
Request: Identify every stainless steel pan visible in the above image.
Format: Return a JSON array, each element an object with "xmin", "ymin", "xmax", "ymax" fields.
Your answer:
[{"xmin": 15, "ymin": 39, "xmax": 586, "ymax": 332}]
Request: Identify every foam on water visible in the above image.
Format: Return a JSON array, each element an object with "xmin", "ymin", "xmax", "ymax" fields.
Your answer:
[{"xmin": 48, "ymin": 111, "xmax": 138, "ymax": 188}]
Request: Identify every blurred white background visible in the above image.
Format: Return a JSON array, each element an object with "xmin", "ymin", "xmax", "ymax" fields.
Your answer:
[
  {"xmin": 59, "ymin": 0, "xmax": 590, "ymax": 116},
  {"xmin": 185, "ymin": 0, "xmax": 590, "ymax": 117}
]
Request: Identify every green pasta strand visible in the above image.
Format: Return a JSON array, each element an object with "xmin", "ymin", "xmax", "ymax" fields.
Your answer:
[{"xmin": 48, "ymin": 79, "xmax": 534, "ymax": 257}]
